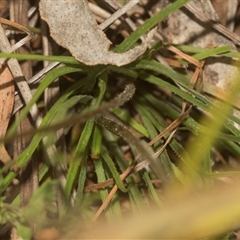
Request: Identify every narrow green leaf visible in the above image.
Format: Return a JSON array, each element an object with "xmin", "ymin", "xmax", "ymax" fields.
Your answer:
[
  {"xmin": 0, "ymin": 52, "xmax": 82, "ymax": 65},
  {"xmin": 91, "ymin": 125, "xmax": 102, "ymax": 159},
  {"xmin": 7, "ymin": 66, "xmax": 83, "ymax": 137},
  {"xmin": 75, "ymin": 153, "xmax": 88, "ymax": 205},
  {"xmin": 143, "ymin": 172, "xmax": 162, "ymax": 207},
  {"xmin": 65, "ymin": 117, "xmax": 95, "ymax": 197},
  {"xmin": 101, "ymin": 146, "xmax": 128, "ymax": 192},
  {"xmin": 94, "ymin": 158, "xmax": 113, "ymax": 221},
  {"xmin": 66, "ymin": 77, "xmax": 107, "ymax": 197},
  {"xmin": 112, "ymin": 108, "xmax": 148, "ymax": 137},
  {"xmin": 140, "ymin": 72, "xmax": 240, "ymax": 142},
  {"xmin": 102, "ymin": 129, "xmax": 145, "ymax": 210},
  {"xmin": 116, "ymin": 0, "xmax": 190, "ymax": 52},
  {"xmin": 192, "ymin": 46, "xmax": 231, "ymax": 60},
  {"xmin": 3, "ymin": 73, "xmax": 87, "ymax": 191},
  {"xmin": 111, "ymin": 192, "xmax": 122, "ymax": 220}
]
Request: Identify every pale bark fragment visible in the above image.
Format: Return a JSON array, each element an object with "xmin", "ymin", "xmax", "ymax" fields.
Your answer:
[{"xmin": 39, "ymin": 0, "xmax": 155, "ymax": 66}]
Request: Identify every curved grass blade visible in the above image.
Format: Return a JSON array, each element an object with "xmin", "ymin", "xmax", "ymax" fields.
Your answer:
[
  {"xmin": 116, "ymin": 0, "xmax": 190, "ymax": 52},
  {"xmin": 94, "ymin": 158, "xmax": 114, "ymax": 221},
  {"xmin": 101, "ymin": 146, "xmax": 127, "ymax": 192},
  {"xmin": 112, "ymin": 107, "xmax": 148, "ymax": 137},
  {"xmin": 96, "ymin": 116, "xmax": 167, "ymax": 182},
  {"xmin": 7, "ymin": 66, "xmax": 83, "ymax": 138},
  {"xmin": 143, "ymin": 172, "xmax": 162, "ymax": 207},
  {"xmin": 1, "ymin": 84, "xmax": 136, "ymax": 145},
  {"xmin": 103, "ymin": 129, "xmax": 145, "ymax": 211},
  {"xmin": 0, "ymin": 52, "xmax": 81, "ymax": 65},
  {"xmin": 65, "ymin": 77, "xmax": 108, "ymax": 197},
  {"xmin": 3, "ymin": 76, "xmax": 87, "ymax": 191}
]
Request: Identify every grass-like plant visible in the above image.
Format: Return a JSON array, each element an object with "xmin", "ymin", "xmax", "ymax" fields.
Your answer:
[{"xmin": 1, "ymin": 0, "xmax": 240, "ymax": 239}]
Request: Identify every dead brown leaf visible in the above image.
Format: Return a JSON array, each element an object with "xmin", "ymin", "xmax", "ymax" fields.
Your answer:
[{"xmin": 0, "ymin": 64, "xmax": 14, "ymax": 164}]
